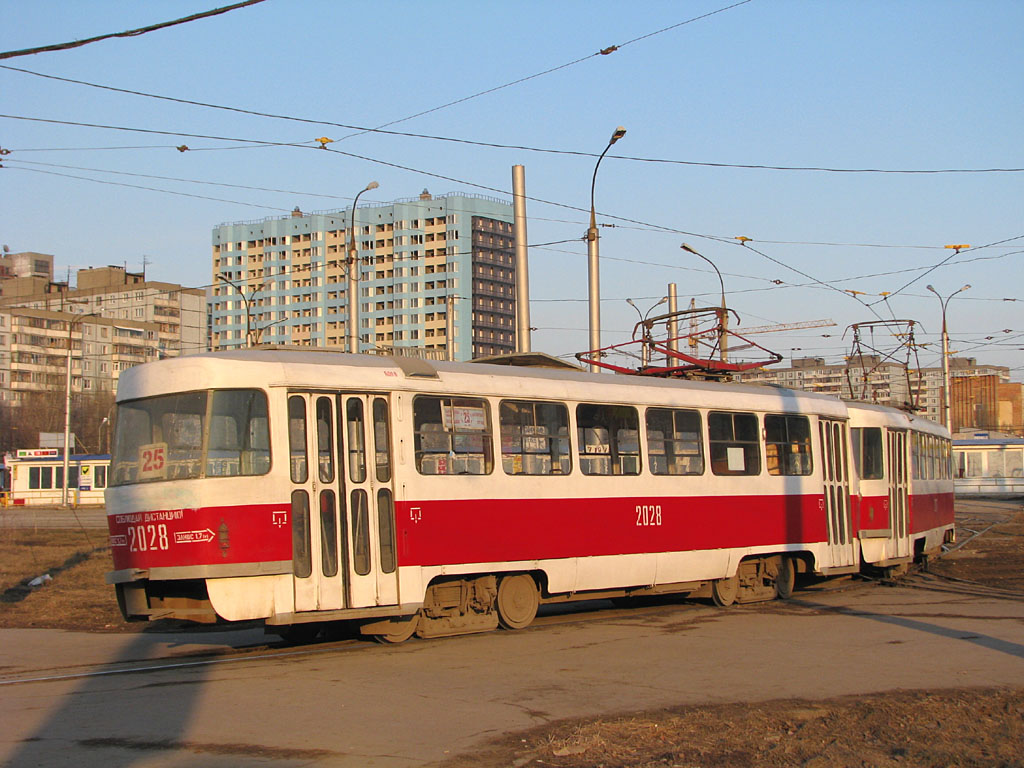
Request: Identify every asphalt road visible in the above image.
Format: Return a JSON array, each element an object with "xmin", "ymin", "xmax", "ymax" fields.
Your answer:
[{"xmin": 2, "ymin": 575, "xmax": 1023, "ymax": 768}]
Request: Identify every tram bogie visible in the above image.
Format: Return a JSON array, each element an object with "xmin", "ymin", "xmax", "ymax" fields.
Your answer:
[{"xmin": 105, "ymin": 350, "xmax": 955, "ymax": 641}]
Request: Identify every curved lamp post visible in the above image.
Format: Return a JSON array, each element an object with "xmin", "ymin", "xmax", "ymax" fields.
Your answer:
[
  {"xmin": 347, "ymin": 181, "xmax": 380, "ymax": 354},
  {"xmin": 627, "ymin": 296, "xmax": 667, "ymax": 367},
  {"xmin": 926, "ymin": 283, "xmax": 970, "ymax": 432},
  {"xmin": 681, "ymin": 242, "xmax": 728, "ymax": 362},
  {"xmin": 216, "ymin": 274, "xmax": 254, "ymax": 348},
  {"xmin": 586, "ymin": 126, "xmax": 626, "ymax": 371}
]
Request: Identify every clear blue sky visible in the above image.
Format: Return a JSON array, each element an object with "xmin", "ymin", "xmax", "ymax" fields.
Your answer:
[{"xmin": 2, "ymin": 0, "xmax": 1022, "ymax": 376}]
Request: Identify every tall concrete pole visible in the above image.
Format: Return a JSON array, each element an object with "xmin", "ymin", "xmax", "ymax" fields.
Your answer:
[
  {"xmin": 941, "ymin": 320, "xmax": 952, "ymax": 431},
  {"xmin": 61, "ymin": 320, "xmax": 73, "ymax": 507},
  {"xmin": 586, "ymin": 127, "xmax": 626, "ymax": 372},
  {"xmin": 512, "ymin": 165, "xmax": 531, "ymax": 353},
  {"xmin": 667, "ymin": 282, "xmax": 678, "ymax": 365},
  {"xmin": 927, "ymin": 283, "xmax": 970, "ymax": 433},
  {"xmin": 446, "ymin": 294, "xmax": 455, "ymax": 362}
]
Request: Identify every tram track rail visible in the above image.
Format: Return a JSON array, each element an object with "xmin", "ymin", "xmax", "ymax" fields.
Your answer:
[
  {"xmin": 5, "ymin": 501, "xmax": 1019, "ymax": 688},
  {"xmin": 0, "ymin": 578, "xmax": 888, "ymax": 688}
]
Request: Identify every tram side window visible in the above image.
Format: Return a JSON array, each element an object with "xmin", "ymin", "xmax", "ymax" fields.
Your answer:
[
  {"xmin": 577, "ymin": 404, "xmax": 640, "ymax": 476},
  {"xmin": 708, "ymin": 411, "xmax": 760, "ymax": 476},
  {"xmin": 851, "ymin": 427, "xmax": 884, "ymax": 480},
  {"xmin": 764, "ymin": 414, "xmax": 813, "ymax": 476},
  {"xmin": 499, "ymin": 400, "xmax": 571, "ymax": 476},
  {"xmin": 413, "ymin": 396, "xmax": 493, "ymax": 475},
  {"xmin": 646, "ymin": 408, "xmax": 703, "ymax": 475}
]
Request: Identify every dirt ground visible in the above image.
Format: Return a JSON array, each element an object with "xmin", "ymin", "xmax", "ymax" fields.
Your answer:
[
  {"xmin": 3, "ymin": 503, "xmax": 1023, "ymax": 767},
  {"xmin": 438, "ymin": 688, "xmax": 1024, "ymax": 768},
  {"xmin": 433, "ymin": 504, "xmax": 1024, "ymax": 768}
]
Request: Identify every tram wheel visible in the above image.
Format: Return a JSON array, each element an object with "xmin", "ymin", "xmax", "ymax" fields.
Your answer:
[
  {"xmin": 711, "ymin": 574, "xmax": 739, "ymax": 607},
  {"xmin": 497, "ymin": 574, "xmax": 539, "ymax": 630},
  {"xmin": 372, "ymin": 612, "xmax": 420, "ymax": 644},
  {"xmin": 775, "ymin": 556, "xmax": 796, "ymax": 600}
]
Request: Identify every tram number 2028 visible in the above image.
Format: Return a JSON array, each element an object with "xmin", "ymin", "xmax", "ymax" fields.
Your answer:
[
  {"xmin": 635, "ymin": 504, "xmax": 662, "ymax": 527},
  {"xmin": 128, "ymin": 523, "xmax": 169, "ymax": 552}
]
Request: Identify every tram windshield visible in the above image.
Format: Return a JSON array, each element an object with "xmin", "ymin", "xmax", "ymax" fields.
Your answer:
[{"xmin": 111, "ymin": 389, "xmax": 270, "ymax": 486}]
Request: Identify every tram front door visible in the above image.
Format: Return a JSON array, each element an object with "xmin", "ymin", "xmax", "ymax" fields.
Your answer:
[{"xmin": 288, "ymin": 392, "xmax": 399, "ymax": 613}]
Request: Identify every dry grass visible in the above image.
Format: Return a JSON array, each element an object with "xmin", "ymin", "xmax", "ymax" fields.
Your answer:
[
  {"xmin": 438, "ymin": 688, "xmax": 1024, "ymax": 768},
  {"xmin": 0, "ymin": 526, "xmax": 126, "ymax": 631}
]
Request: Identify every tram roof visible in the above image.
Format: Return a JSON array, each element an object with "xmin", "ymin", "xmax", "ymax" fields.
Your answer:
[
  {"xmin": 842, "ymin": 400, "xmax": 947, "ymax": 435},
  {"xmin": 119, "ymin": 349, "xmax": 857, "ymax": 416}
]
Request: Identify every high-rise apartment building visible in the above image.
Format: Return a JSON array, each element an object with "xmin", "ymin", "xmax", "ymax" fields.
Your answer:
[{"xmin": 209, "ymin": 191, "xmax": 516, "ymax": 360}]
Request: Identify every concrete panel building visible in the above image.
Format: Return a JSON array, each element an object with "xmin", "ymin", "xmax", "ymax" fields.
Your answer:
[
  {"xmin": 0, "ymin": 264, "xmax": 207, "ymax": 402},
  {"xmin": 209, "ymin": 191, "xmax": 516, "ymax": 360},
  {"xmin": 736, "ymin": 355, "xmax": 1011, "ymax": 425}
]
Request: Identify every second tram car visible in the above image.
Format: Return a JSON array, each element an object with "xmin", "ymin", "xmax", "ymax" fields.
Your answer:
[{"xmin": 106, "ymin": 350, "xmax": 954, "ymax": 641}]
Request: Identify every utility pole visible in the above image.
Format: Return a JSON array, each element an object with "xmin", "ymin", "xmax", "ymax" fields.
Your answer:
[
  {"xmin": 512, "ymin": 165, "xmax": 531, "ymax": 353},
  {"xmin": 681, "ymin": 243, "xmax": 727, "ymax": 362},
  {"xmin": 927, "ymin": 282, "xmax": 971, "ymax": 433},
  {"xmin": 346, "ymin": 181, "xmax": 379, "ymax": 354},
  {"xmin": 585, "ymin": 126, "xmax": 626, "ymax": 372}
]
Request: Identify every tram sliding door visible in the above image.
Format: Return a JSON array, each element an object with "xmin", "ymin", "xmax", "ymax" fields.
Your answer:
[
  {"xmin": 819, "ymin": 418, "xmax": 856, "ymax": 567},
  {"xmin": 886, "ymin": 429, "xmax": 910, "ymax": 559},
  {"xmin": 288, "ymin": 393, "xmax": 345, "ymax": 612},
  {"xmin": 341, "ymin": 394, "xmax": 400, "ymax": 608},
  {"xmin": 288, "ymin": 392, "xmax": 399, "ymax": 614}
]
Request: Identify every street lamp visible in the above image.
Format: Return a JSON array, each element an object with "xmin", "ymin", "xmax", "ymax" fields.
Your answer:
[
  {"xmin": 926, "ymin": 283, "xmax": 970, "ymax": 433},
  {"xmin": 347, "ymin": 181, "xmax": 380, "ymax": 354},
  {"xmin": 681, "ymin": 243, "xmax": 728, "ymax": 362},
  {"xmin": 626, "ymin": 296, "xmax": 668, "ymax": 367},
  {"xmin": 216, "ymin": 274, "xmax": 255, "ymax": 348},
  {"xmin": 586, "ymin": 126, "xmax": 626, "ymax": 372},
  {"xmin": 62, "ymin": 309, "xmax": 97, "ymax": 507}
]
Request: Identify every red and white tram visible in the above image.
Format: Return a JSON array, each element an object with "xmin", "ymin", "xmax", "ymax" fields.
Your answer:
[{"xmin": 105, "ymin": 350, "xmax": 954, "ymax": 641}]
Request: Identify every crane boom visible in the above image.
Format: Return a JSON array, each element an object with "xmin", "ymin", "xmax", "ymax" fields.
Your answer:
[{"xmin": 738, "ymin": 319, "xmax": 836, "ymax": 335}]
